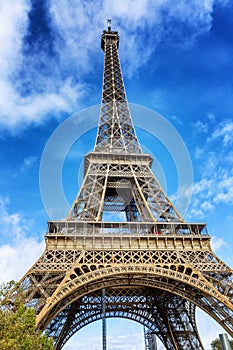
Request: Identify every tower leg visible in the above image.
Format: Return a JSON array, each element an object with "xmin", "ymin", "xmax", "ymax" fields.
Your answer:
[
  {"xmin": 102, "ymin": 288, "xmax": 107, "ymax": 350},
  {"xmin": 156, "ymin": 294, "xmax": 204, "ymax": 350}
]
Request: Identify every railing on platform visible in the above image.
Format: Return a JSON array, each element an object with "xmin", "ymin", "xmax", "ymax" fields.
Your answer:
[{"xmin": 47, "ymin": 221, "xmax": 208, "ymax": 237}]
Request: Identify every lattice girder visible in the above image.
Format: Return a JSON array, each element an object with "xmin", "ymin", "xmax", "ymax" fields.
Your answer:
[
  {"xmin": 67, "ymin": 154, "xmax": 183, "ymax": 222},
  {"xmin": 36, "ymin": 270, "xmax": 233, "ymax": 325},
  {"xmin": 48, "ymin": 288, "xmax": 203, "ymax": 350},
  {"xmin": 16, "ymin": 231, "xmax": 233, "ymax": 349},
  {"xmin": 34, "ymin": 270, "xmax": 233, "ymax": 337},
  {"xmin": 95, "ymin": 28, "xmax": 141, "ymax": 154},
  {"xmin": 16, "ymin": 233, "xmax": 231, "ymax": 338}
]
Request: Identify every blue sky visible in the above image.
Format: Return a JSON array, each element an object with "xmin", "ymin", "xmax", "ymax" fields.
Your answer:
[{"xmin": 0, "ymin": 0, "xmax": 233, "ymax": 349}]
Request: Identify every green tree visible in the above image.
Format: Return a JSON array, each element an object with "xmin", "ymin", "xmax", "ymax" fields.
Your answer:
[
  {"xmin": 211, "ymin": 339, "xmax": 222, "ymax": 350},
  {"xmin": 0, "ymin": 281, "xmax": 54, "ymax": 350},
  {"xmin": 211, "ymin": 337, "xmax": 233, "ymax": 350}
]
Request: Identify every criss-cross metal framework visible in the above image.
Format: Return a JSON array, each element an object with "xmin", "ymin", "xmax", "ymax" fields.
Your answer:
[
  {"xmin": 144, "ymin": 325, "xmax": 157, "ymax": 350},
  {"xmin": 17, "ymin": 22, "xmax": 233, "ymax": 349}
]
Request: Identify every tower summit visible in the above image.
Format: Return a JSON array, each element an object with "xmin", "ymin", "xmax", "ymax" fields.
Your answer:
[
  {"xmin": 101, "ymin": 19, "xmax": 119, "ymax": 49},
  {"xmin": 14, "ymin": 22, "xmax": 233, "ymax": 350}
]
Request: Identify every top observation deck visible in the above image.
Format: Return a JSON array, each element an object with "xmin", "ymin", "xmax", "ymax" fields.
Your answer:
[{"xmin": 101, "ymin": 19, "xmax": 119, "ymax": 50}]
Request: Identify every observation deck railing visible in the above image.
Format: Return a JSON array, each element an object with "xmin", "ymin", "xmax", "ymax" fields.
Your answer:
[{"xmin": 47, "ymin": 221, "xmax": 208, "ymax": 237}]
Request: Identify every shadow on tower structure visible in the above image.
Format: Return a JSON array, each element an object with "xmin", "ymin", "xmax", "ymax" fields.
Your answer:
[{"xmin": 16, "ymin": 21, "xmax": 233, "ymax": 350}]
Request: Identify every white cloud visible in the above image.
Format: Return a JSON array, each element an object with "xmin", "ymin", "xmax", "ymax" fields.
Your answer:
[
  {"xmin": 202, "ymin": 151, "xmax": 218, "ymax": 175},
  {"xmin": 0, "ymin": 0, "xmax": 29, "ymax": 76},
  {"xmin": 0, "ymin": 238, "xmax": 44, "ymax": 284},
  {"xmin": 213, "ymin": 172, "xmax": 233, "ymax": 205},
  {"xmin": 0, "ymin": 78, "xmax": 81, "ymax": 130},
  {"xmin": 170, "ymin": 115, "xmax": 184, "ymax": 126},
  {"xmin": 186, "ymin": 115, "xmax": 233, "ymax": 220},
  {"xmin": 0, "ymin": 196, "xmax": 44, "ymax": 283},
  {"xmin": 0, "ymin": 197, "xmax": 29, "ymax": 240},
  {"xmin": 194, "ymin": 146, "xmax": 204, "ymax": 159},
  {"xmin": 151, "ymin": 89, "xmax": 169, "ymax": 110},
  {"xmin": 0, "ymin": 1, "xmax": 83, "ymax": 132},
  {"xmin": 20, "ymin": 155, "xmax": 37, "ymax": 172},
  {"xmin": 225, "ymin": 151, "xmax": 233, "ymax": 163},
  {"xmin": 192, "ymin": 178, "xmax": 214, "ymax": 195},
  {"xmin": 211, "ymin": 236, "xmax": 227, "ymax": 252},
  {"xmin": 207, "ymin": 112, "xmax": 215, "ymax": 123},
  {"xmin": 214, "ymin": 189, "xmax": 233, "ymax": 205},
  {"xmin": 0, "ymin": 0, "xmax": 225, "ymax": 132},
  {"xmin": 209, "ymin": 120, "xmax": 233, "ymax": 146},
  {"xmin": 186, "ymin": 166, "xmax": 233, "ymax": 219},
  {"xmin": 200, "ymin": 200, "xmax": 214, "ymax": 212},
  {"xmin": 192, "ymin": 120, "xmax": 208, "ymax": 133}
]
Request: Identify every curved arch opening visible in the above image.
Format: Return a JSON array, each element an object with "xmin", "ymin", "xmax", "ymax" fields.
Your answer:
[
  {"xmin": 37, "ymin": 269, "xmax": 233, "ymax": 350},
  {"xmin": 61, "ymin": 312, "xmax": 230, "ymax": 350},
  {"xmin": 66, "ymin": 318, "xmax": 160, "ymax": 349}
]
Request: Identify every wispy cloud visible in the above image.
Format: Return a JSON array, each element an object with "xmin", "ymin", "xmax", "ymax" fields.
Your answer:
[
  {"xmin": 192, "ymin": 120, "xmax": 209, "ymax": 134},
  {"xmin": 211, "ymin": 236, "xmax": 227, "ymax": 252},
  {"xmin": 208, "ymin": 120, "xmax": 233, "ymax": 146},
  {"xmin": 0, "ymin": 196, "xmax": 44, "ymax": 283},
  {"xmin": 170, "ymin": 115, "xmax": 184, "ymax": 126},
  {"xmin": 0, "ymin": 196, "xmax": 29, "ymax": 241},
  {"xmin": 186, "ymin": 116, "xmax": 233, "ymax": 219},
  {"xmin": 20, "ymin": 155, "xmax": 37, "ymax": 172},
  {"xmin": 0, "ymin": 0, "xmax": 226, "ymax": 132},
  {"xmin": 187, "ymin": 167, "xmax": 233, "ymax": 219},
  {"xmin": 0, "ymin": 1, "xmax": 29, "ymax": 74},
  {"xmin": 213, "ymin": 175, "xmax": 233, "ymax": 205},
  {"xmin": 0, "ymin": 1, "xmax": 83, "ymax": 132},
  {"xmin": 0, "ymin": 238, "xmax": 44, "ymax": 284}
]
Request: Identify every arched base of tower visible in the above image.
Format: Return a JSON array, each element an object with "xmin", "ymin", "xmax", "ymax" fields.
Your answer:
[{"xmin": 45, "ymin": 287, "xmax": 204, "ymax": 350}]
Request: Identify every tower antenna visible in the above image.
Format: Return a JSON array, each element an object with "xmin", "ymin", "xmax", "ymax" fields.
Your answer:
[{"xmin": 107, "ymin": 18, "xmax": 111, "ymax": 31}]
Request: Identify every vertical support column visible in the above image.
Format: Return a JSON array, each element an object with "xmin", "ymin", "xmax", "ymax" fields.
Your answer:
[
  {"xmin": 102, "ymin": 288, "xmax": 107, "ymax": 350},
  {"xmin": 219, "ymin": 334, "xmax": 232, "ymax": 350},
  {"xmin": 144, "ymin": 327, "xmax": 157, "ymax": 350}
]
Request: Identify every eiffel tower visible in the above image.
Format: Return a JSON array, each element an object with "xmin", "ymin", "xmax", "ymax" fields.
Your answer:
[{"xmin": 19, "ymin": 21, "xmax": 233, "ymax": 349}]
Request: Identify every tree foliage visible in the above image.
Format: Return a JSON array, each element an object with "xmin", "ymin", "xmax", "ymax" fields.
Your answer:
[
  {"xmin": 211, "ymin": 337, "xmax": 233, "ymax": 350},
  {"xmin": 0, "ymin": 281, "xmax": 54, "ymax": 350},
  {"xmin": 211, "ymin": 339, "xmax": 222, "ymax": 350}
]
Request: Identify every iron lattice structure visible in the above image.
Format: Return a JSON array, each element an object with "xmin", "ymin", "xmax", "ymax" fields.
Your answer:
[
  {"xmin": 144, "ymin": 326, "xmax": 157, "ymax": 350},
  {"xmin": 18, "ymin": 23, "xmax": 233, "ymax": 349}
]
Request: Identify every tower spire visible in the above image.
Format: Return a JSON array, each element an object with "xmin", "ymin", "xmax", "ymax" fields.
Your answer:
[
  {"xmin": 96, "ymin": 20, "xmax": 141, "ymax": 154},
  {"xmin": 107, "ymin": 19, "xmax": 111, "ymax": 31}
]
